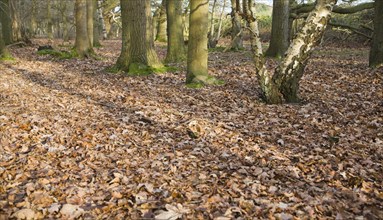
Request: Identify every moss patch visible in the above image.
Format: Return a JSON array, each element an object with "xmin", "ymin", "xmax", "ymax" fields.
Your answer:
[
  {"xmin": 208, "ymin": 46, "xmax": 226, "ymax": 52},
  {"xmin": 37, "ymin": 49, "xmax": 75, "ymax": 59},
  {"xmin": 0, "ymin": 55, "xmax": 15, "ymax": 61}
]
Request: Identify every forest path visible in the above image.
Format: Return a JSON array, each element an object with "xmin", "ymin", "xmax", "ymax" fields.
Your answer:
[{"xmin": 0, "ymin": 40, "xmax": 382, "ymax": 219}]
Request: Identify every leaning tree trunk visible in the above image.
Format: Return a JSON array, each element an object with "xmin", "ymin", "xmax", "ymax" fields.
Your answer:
[
  {"xmin": 369, "ymin": 0, "xmax": 383, "ymax": 67},
  {"xmin": 165, "ymin": 0, "xmax": 186, "ymax": 63},
  {"xmin": 75, "ymin": 0, "xmax": 91, "ymax": 57},
  {"xmin": 266, "ymin": 0, "xmax": 290, "ymax": 58},
  {"xmin": 246, "ymin": 0, "xmax": 336, "ymax": 104},
  {"xmin": 116, "ymin": 0, "xmax": 163, "ymax": 74}
]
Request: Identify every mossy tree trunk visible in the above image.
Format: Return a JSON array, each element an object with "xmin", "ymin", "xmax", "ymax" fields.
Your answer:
[
  {"xmin": 155, "ymin": 0, "xmax": 167, "ymax": 42},
  {"xmin": 187, "ymin": 0, "xmax": 221, "ymax": 86},
  {"xmin": 116, "ymin": 0, "xmax": 163, "ymax": 74},
  {"xmin": 266, "ymin": 0, "xmax": 290, "ymax": 58},
  {"xmin": 75, "ymin": 0, "xmax": 92, "ymax": 58},
  {"xmin": 228, "ymin": 0, "xmax": 243, "ymax": 51},
  {"xmin": 165, "ymin": 0, "xmax": 186, "ymax": 63},
  {"xmin": 0, "ymin": 26, "xmax": 10, "ymax": 59},
  {"xmin": 369, "ymin": 0, "xmax": 383, "ymax": 68},
  {"xmin": 0, "ymin": 0, "xmax": 12, "ymax": 45},
  {"xmin": 86, "ymin": 0, "xmax": 94, "ymax": 47},
  {"xmin": 245, "ymin": 0, "xmax": 336, "ymax": 104}
]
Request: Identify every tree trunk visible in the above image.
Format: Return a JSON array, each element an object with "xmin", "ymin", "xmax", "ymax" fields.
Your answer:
[
  {"xmin": 97, "ymin": 0, "xmax": 107, "ymax": 39},
  {"xmin": 30, "ymin": 0, "xmax": 37, "ymax": 37},
  {"xmin": 75, "ymin": 0, "xmax": 91, "ymax": 57},
  {"xmin": 369, "ymin": 0, "xmax": 383, "ymax": 68},
  {"xmin": 216, "ymin": 0, "xmax": 226, "ymax": 43},
  {"xmin": 47, "ymin": 0, "xmax": 53, "ymax": 39},
  {"xmin": 228, "ymin": 0, "xmax": 243, "ymax": 51},
  {"xmin": 165, "ymin": 0, "xmax": 186, "ymax": 63},
  {"xmin": 246, "ymin": 0, "xmax": 336, "ymax": 104},
  {"xmin": 208, "ymin": 0, "xmax": 217, "ymax": 48},
  {"xmin": 187, "ymin": 0, "xmax": 221, "ymax": 85},
  {"xmin": 86, "ymin": 0, "xmax": 94, "ymax": 47},
  {"xmin": 155, "ymin": 0, "xmax": 167, "ymax": 42},
  {"xmin": 266, "ymin": 0, "xmax": 290, "ymax": 58},
  {"xmin": 0, "ymin": 0, "xmax": 13, "ymax": 45},
  {"xmin": 116, "ymin": 0, "xmax": 163, "ymax": 74},
  {"xmin": 0, "ymin": 26, "xmax": 10, "ymax": 59},
  {"xmin": 9, "ymin": 0, "xmax": 22, "ymax": 42},
  {"xmin": 93, "ymin": 0, "xmax": 101, "ymax": 46}
]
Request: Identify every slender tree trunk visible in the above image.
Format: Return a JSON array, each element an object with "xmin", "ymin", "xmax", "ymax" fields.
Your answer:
[
  {"xmin": 75, "ymin": 0, "xmax": 91, "ymax": 57},
  {"xmin": 369, "ymin": 0, "xmax": 383, "ymax": 67},
  {"xmin": 165, "ymin": 0, "xmax": 186, "ymax": 63},
  {"xmin": 97, "ymin": 0, "xmax": 107, "ymax": 39},
  {"xmin": 227, "ymin": 0, "xmax": 243, "ymax": 51},
  {"xmin": 245, "ymin": 0, "xmax": 336, "ymax": 104},
  {"xmin": 216, "ymin": 0, "xmax": 226, "ymax": 42},
  {"xmin": 30, "ymin": 0, "xmax": 37, "ymax": 37},
  {"xmin": 47, "ymin": 0, "xmax": 53, "ymax": 39},
  {"xmin": 116, "ymin": 0, "xmax": 163, "ymax": 74},
  {"xmin": 208, "ymin": 0, "xmax": 217, "ymax": 48},
  {"xmin": 187, "ymin": 0, "xmax": 221, "ymax": 85},
  {"xmin": 266, "ymin": 0, "xmax": 290, "ymax": 58},
  {"xmin": 93, "ymin": 0, "xmax": 101, "ymax": 46},
  {"xmin": 155, "ymin": 0, "xmax": 167, "ymax": 42},
  {"xmin": 86, "ymin": 0, "xmax": 94, "ymax": 47},
  {"xmin": 0, "ymin": 0, "xmax": 13, "ymax": 45}
]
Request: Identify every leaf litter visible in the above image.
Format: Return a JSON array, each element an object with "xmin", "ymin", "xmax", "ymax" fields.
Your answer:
[{"xmin": 0, "ymin": 39, "xmax": 382, "ymax": 219}]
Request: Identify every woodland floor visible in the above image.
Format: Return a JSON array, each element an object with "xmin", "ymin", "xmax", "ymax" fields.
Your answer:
[{"xmin": 0, "ymin": 39, "xmax": 382, "ymax": 219}]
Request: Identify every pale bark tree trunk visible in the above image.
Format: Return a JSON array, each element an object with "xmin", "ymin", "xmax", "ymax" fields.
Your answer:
[
  {"xmin": 0, "ymin": 0, "xmax": 13, "ymax": 45},
  {"xmin": 227, "ymin": 0, "xmax": 243, "ymax": 51},
  {"xmin": 216, "ymin": 0, "xmax": 226, "ymax": 43},
  {"xmin": 266, "ymin": 0, "xmax": 290, "ymax": 58},
  {"xmin": 86, "ymin": 0, "xmax": 94, "ymax": 47},
  {"xmin": 187, "ymin": 0, "xmax": 221, "ymax": 85},
  {"xmin": 369, "ymin": 0, "xmax": 383, "ymax": 67},
  {"xmin": 97, "ymin": 0, "xmax": 107, "ymax": 39},
  {"xmin": 245, "ymin": 0, "xmax": 336, "ymax": 104},
  {"xmin": 155, "ymin": 0, "xmax": 167, "ymax": 42},
  {"xmin": 93, "ymin": 0, "xmax": 101, "ymax": 46},
  {"xmin": 165, "ymin": 0, "xmax": 186, "ymax": 63},
  {"xmin": 75, "ymin": 0, "xmax": 91, "ymax": 57},
  {"xmin": 116, "ymin": 0, "xmax": 163, "ymax": 74},
  {"xmin": 9, "ymin": 0, "xmax": 22, "ymax": 42},
  {"xmin": 47, "ymin": 0, "xmax": 53, "ymax": 39}
]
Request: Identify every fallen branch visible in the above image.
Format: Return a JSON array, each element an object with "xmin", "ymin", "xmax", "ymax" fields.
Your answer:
[{"xmin": 329, "ymin": 22, "xmax": 372, "ymax": 39}]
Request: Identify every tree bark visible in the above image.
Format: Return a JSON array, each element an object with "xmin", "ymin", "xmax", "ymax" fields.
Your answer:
[
  {"xmin": 187, "ymin": 0, "xmax": 221, "ymax": 85},
  {"xmin": 246, "ymin": 0, "xmax": 336, "ymax": 104},
  {"xmin": 75, "ymin": 0, "xmax": 91, "ymax": 57},
  {"xmin": 266, "ymin": 0, "xmax": 290, "ymax": 58},
  {"xmin": 155, "ymin": 0, "xmax": 167, "ymax": 42},
  {"xmin": 369, "ymin": 0, "xmax": 383, "ymax": 68},
  {"xmin": 93, "ymin": 0, "xmax": 101, "ymax": 46},
  {"xmin": 208, "ymin": 0, "xmax": 217, "ymax": 48},
  {"xmin": 165, "ymin": 0, "xmax": 186, "ymax": 63},
  {"xmin": 87, "ymin": 0, "xmax": 94, "ymax": 47},
  {"xmin": 0, "ymin": 0, "xmax": 13, "ymax": 45},
  {"xmin": 227, "ymin": 0, "xmax": 243, "ymax": 51},
  {"xmin": 0, "ymin": 26, "xmax": 10, "ymax": 59},
  {"xmin": 116, "ymin": 0, "xmax": 163, "ymax": 74},
  {"xmin": 47, "ymin": 0, "xmax": 53, "ymax": 39}
]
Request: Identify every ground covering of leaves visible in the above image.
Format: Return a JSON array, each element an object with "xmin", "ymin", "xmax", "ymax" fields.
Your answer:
[{"xmin": 0, "ymin": 39, "xmax": 382, "ymax": 219}]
